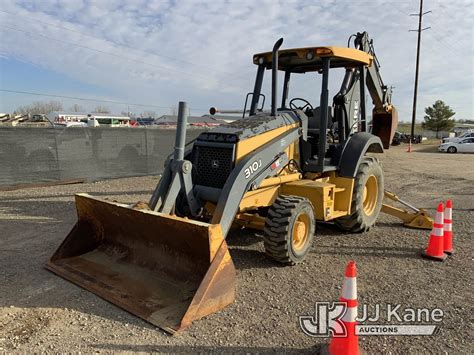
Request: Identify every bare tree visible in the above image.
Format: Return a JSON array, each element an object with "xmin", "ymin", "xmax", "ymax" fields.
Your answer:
[
  {"xmin": 15, "ymin": 100, "xmax": 63, "ymax": 115},
  {"xmin": 69, "ymin": 104, "xmax": 84, "ymax": 112},
  {"xmin": 94, "ymin": 106, "xmax": 110, "ymax": 113}
]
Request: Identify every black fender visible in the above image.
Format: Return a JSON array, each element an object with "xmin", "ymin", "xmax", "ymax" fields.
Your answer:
[{"xmin": 338, "ymin": 132, "xmax": 383, "ymax": 177}]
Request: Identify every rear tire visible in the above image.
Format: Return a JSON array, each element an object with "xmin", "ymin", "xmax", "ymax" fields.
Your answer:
[
  {"xmin": 263, "ymin": 195, "xmax": 315, "ymax": 265},
  {"xmin": 335, "ymin": 157, "xmax": 384, "ymax": 233},
  {"xmin": 447, "ymin": 146, "xmax": 457, "ymax": 153}
]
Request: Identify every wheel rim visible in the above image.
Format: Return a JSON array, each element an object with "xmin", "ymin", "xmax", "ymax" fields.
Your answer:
[
  {"xmin": 363, "ymin": 175, "xmax": 378, "ymax": 216},
  {"xmin": 292, "ymin": 213, "xmax": 310, "ymax": 251}
]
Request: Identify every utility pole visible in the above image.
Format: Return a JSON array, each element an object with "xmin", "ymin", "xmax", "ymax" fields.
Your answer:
[{"xmin": 409, "ymin": 0, "xmax": 431, "ymax": 140}]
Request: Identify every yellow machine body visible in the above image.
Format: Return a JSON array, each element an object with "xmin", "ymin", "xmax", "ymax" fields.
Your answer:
[
  {"xmin": 46, "ymin": 107, "xmax": 421, "ymax": 334},
  {"xmin": 46, "ymin": 35, "xmax": 429, "ymax": 335},
  {"xmin": 227, "ymin": 129, "xmax": 357, "ymax": 227}
]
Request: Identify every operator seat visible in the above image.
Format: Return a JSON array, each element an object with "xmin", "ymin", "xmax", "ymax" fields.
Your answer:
[
  {"xmin": 302, "ymin": 106, "xmax": 337, "ymax": 173},
  {"xmin": 308, "ymin": 106, "xmax": 334, "ymax": 136}
]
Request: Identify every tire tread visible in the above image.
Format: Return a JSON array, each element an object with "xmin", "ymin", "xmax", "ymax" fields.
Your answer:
[{"xmin": 263, "ymin": 195, "xmax": 314, "ymax": 265}]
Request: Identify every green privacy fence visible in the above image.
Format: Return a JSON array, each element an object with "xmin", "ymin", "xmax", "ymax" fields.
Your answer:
[{"xmin": 0, "ymin": 127, "xmax": 205, "ymax": 187}]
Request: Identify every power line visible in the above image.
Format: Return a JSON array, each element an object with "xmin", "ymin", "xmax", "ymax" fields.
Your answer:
[
  {"xmin": 0, "ymin": 25, "xmax": 249, "ymax": 92},
  {"xmin": 0, "ymin": 88, "xmax": 209, "ymax": 112},
  {"xmin": 391, "ymin": 3, "xmax": 466, "ymax": 54},
  {"xmin": 0, "ymin": 9, "xmax": 251, "ymax": 83}
]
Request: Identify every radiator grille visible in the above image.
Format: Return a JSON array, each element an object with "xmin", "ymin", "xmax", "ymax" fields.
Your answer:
[{"xmin": 194, "ymin": 145, "xmax": 234, "ymax": 188}]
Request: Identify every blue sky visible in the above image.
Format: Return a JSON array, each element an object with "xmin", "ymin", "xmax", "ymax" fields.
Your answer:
[{"xmin": 0, "ymin": 0, "xmax": 472, "ymax": 120}]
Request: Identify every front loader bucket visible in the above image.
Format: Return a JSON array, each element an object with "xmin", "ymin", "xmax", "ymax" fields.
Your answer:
[{"xmin": 46, "ymin": 193, "xmax": 236, "ymax": 334}]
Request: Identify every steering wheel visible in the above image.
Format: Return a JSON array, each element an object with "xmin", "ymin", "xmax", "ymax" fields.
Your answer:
[{"xmin": 289, "ymin": 98, "xmax": 314, "ymax": 111}]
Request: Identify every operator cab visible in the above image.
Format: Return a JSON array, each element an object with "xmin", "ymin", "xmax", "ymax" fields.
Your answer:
[{"xmin": 247, "ymin": 45, "xmax": 373, "ymax": 173}]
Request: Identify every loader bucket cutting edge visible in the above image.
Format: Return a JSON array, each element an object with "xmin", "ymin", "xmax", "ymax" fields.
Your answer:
[{"xmin": 46, "ymin": 193, "xmax": 236, "ymax": 334}]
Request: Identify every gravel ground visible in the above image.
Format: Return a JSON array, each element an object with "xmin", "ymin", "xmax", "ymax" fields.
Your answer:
[{"xmin": 0, "ymin": 144, "xmax": 473, "ymax": 353}]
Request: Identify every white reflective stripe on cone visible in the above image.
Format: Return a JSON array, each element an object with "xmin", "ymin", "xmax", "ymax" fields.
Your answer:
[
  {"xmin": 434, "ymin": 211, "xmax": 444, "ymax": 224},
  {"xmin": 342, "ymin": 306, "xmax": 357, "ymax": 322},
  {"xmin": 444, "ymin": 224, "xmax": 452, "ymax": 231},
  {"xmin": 433, "ymin": 227, "xmax": 443, "ymax": 236},
  {"xmin": 445, "ymin": 208, "xmax": 452, "ymax": 219},
  {"xmin": 342, "ymin": 277, "xmax": 357, "ymax": 300}
]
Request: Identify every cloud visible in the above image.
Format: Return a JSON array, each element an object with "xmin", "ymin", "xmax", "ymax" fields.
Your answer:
[{"xmin": 0, "ymin": 0, "xmax": 472, "ymax": 119}]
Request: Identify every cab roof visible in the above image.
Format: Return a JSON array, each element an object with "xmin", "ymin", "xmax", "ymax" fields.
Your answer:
[{"xmin": 253, "ymin": 46, "xmax": 373, "ymax": 73}]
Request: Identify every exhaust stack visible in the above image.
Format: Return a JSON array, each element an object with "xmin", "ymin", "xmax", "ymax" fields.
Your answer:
[
  {"xmin": 271, "ymin": 38, "xmax": 284, "ymax": 116},
  {"xmin": 174, "ymin": 101, "xmax": 188, "ymax": 161}
]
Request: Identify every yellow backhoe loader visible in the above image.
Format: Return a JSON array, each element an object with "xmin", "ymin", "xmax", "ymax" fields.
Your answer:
[{"xmin": 47, "ymin": 32, "xmax": 432, "ymax": 334}]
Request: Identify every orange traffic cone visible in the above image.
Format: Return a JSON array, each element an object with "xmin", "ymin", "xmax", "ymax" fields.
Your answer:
[
  {"xmin": 444, "ymin": 200, "xmax": 453, "ymax": 255},
  {"xmin": 421, "ymin": 203, "xmax": 447, "ymax": 261},
  {"xmin": 324, "ymin": 261, "xmax": 361, "ymax": 355}
]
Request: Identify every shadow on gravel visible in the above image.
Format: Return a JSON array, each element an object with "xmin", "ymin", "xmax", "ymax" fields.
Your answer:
[
  {"xmin": 226, "ymin": 228, "xmax": 262, "ymax": 247},
  {"xmin": 413, "ymin": 148, "xmax": 439, "ymax": 153},
  {"xmin": 314, "ymin": 222, "xmax": 348, "ymax": 236},
  {"xmin": 229, "ymin": 249, "xmax": 278, "ymax": 270},
  {"xmin": 92, "ymin": 343, "xmax": 319, "ymax": 353}
]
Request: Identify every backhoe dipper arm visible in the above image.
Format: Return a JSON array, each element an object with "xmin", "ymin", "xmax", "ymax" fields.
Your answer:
[
  {"xmin": 354, "ymin": 31, "xmax": 392, "ymax": 113},
  {"xmin": 333, "ymin": 32, "xmax": 395, "ymax": 141},
  {"xmin": 344, "ymin": 31, "xmax": 397, "ymax": 149}
]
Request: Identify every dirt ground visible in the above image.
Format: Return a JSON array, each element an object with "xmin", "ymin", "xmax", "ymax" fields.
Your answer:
[{"xmin": 1, "ymin": 143, "xmax": 473, "ymax": 353}]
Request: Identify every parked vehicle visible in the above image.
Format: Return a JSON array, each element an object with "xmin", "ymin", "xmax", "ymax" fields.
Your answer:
[
  {"xmin": 136, "ymin": 117, "xmax": 156, "ymax": 126},
  {"xmin": 391, "ymin": 131, "xmax": 422, "ymax": 145},
  {"xmin": 442, "ymin": 129, "xmax": 474, "ymax": 143},
  {"xmin": 438, "ymin": 137, "xmax": 474, "ymax": 153}
]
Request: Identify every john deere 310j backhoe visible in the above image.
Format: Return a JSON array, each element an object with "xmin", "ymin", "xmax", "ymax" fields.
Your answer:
[{"xmin": 47, "ymin": 32, "xmax": 432, "ymax": 334}]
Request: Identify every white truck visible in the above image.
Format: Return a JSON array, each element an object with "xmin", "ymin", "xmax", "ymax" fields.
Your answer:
[{"xmin": 442, "ymin": 129, "xmax": 474, "ymax": 143}]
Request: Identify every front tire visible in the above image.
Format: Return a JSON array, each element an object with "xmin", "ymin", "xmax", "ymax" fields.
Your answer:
[
  {"xmin": 263, "ymin": 195, "xmax": 315, "ymax": 265},
  {"xmin": 447, "ymin": 146, "xmax": 457, "ymax": 153},
  {"xmin": 335, "ymin": 157, "xmax": 384, "ymax": 232}
]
